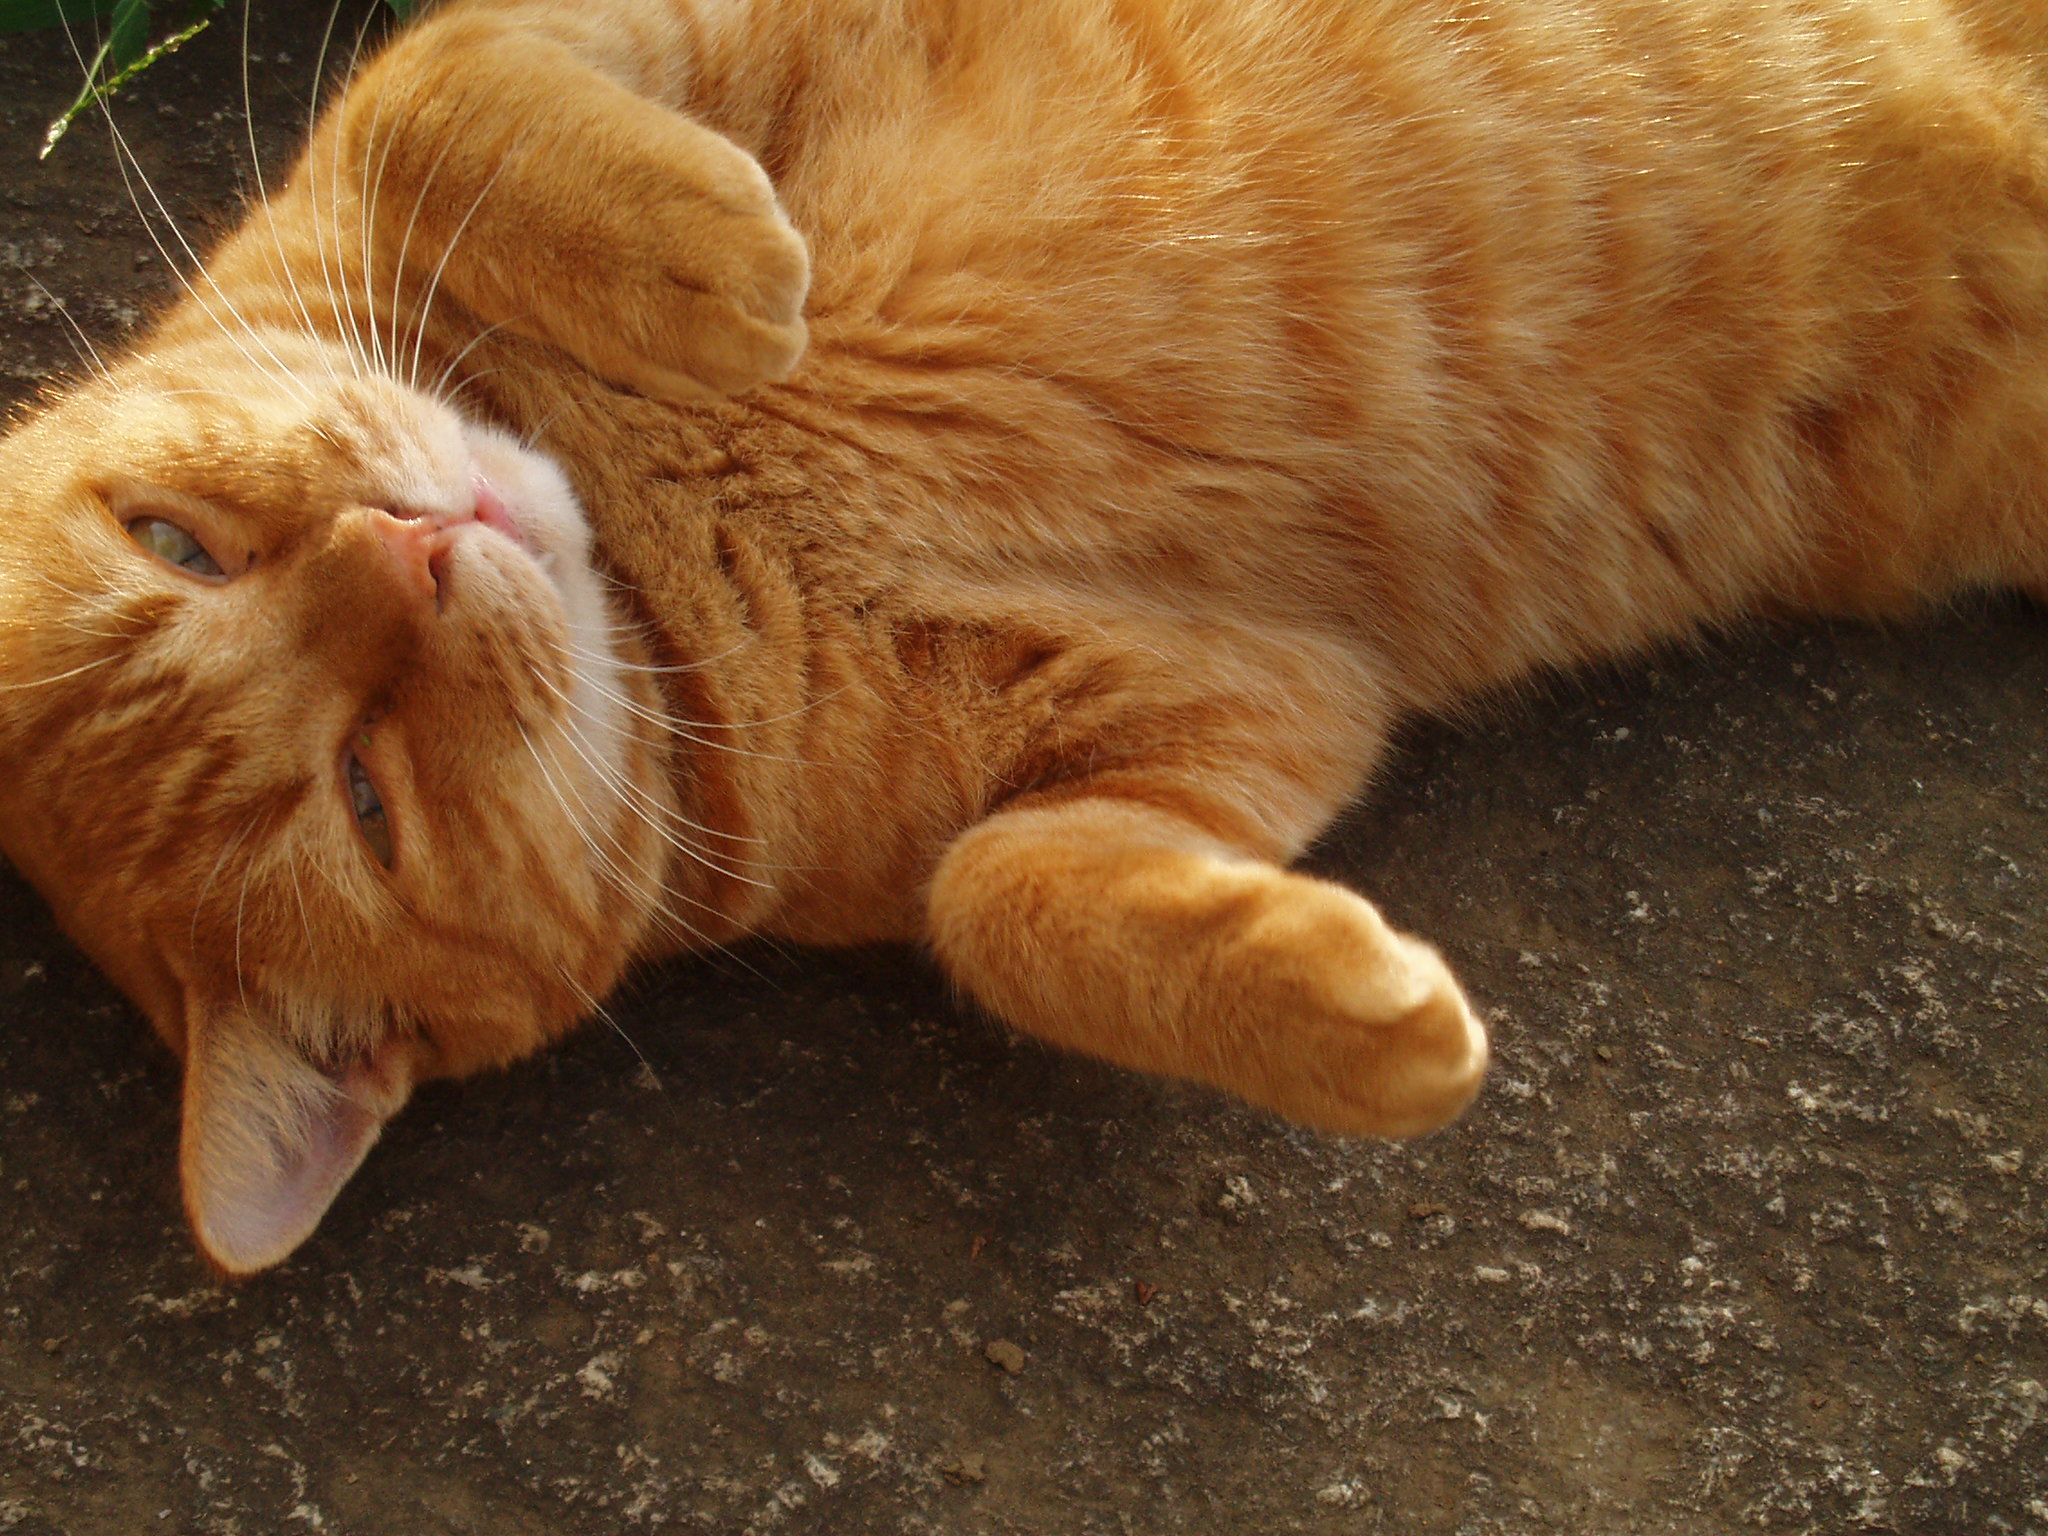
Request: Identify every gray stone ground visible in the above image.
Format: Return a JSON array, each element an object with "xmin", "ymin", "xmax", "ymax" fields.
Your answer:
[{"xmin": 3, "ymin": 6, "xmax": 2046, "ymax": 1533}]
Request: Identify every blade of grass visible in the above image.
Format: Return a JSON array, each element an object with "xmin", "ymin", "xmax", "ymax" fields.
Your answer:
[
  {"xmin": 41, "ymin": 4, "xmax": 220, "ymax": 158},
  {"xmin": 30, "ymin": 0, "xmax": 405, "ymax": 158}
]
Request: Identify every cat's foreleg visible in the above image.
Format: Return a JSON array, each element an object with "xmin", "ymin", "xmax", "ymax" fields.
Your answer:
[
  {"xmin": 317, "ymin": 2, "xmax": 808, "ymax": 400},
  {"xmin": 926, "ymin": 793, "xmax": 1489, "ymax": 1138}
]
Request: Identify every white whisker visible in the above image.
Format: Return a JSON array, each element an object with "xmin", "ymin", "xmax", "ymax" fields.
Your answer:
[
  {"xmin": 565, "ymin": 631, "xmax": 755, "ymax": 678},
  {"xmin": 355, "ymin": 70, "xmax": 401, "ymax": 379},
  {"xmin": 300, "ymin": 0, "xmax": 369, "ymax": 379},
  {"xmin": 240, "ymin": 0, "xmax": 326, "ymax": 363},
  {"xmin": 515, "ymin": 718, "xmax": 751, "ymax": 945},
  {"xmin": 550, "ymin": 964, "xmax": 685, "ymax": 1103},
  {"xmin": 512, "ymin": 385, "xmax": 621, "ymax": 450},
  {"xmin": 192, "ymin": 810, "xmax": 265, "ymax": 955},
  {"xmin": 56, "ymin": 15, "xmax": 313, "ymax": 401},
  {"xmin": 389, "ymin": 133, "xmax": 480, "ymax": 392},
  {"xmin": 555, "ymin": 637, "xmax": 833, "ymax": 767},
  {"xmin": 400, "ymin": 145, "xmax": 520, "ymax": 395},
  {"xmin": 426, "ymin": 321, "xmax": 518, "ymax": 406},
  {"xmin": 19, "ymin": 275, "xmax": 110, "ymax": 382},
  {"xmin": 0, "ymin": 654, "xmax": 120, "ymax": 691},
  {"xmin": 514, "ymin": 719, "xmax": 662, "ymax": 899},
  {"xmin": 539, "ymin": 676, "xmax": 786, "ymax": 884}
]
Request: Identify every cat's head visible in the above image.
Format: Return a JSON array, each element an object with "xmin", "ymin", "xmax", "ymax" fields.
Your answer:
[{"xmin": 0, "ymin": 327, "xmax": 675, "ymax": 1274}]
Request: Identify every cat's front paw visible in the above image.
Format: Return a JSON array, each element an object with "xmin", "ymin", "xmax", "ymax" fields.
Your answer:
[
  {"xmin": 1243, "ymin": 878, "xmax": 1490, "ymax": 1138},
  {"xmin": 538, "ymin": 117, "xmax": 810, "ymax": 402},
  {"xmin": 344, "ymin": 19, "xmax": 812, "ymax": 405}
]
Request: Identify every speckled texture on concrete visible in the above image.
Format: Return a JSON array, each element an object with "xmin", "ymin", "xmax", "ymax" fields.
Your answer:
[{"xmin": 2, "ymin": 8, "xmax": 2045, "ymax": 1533}]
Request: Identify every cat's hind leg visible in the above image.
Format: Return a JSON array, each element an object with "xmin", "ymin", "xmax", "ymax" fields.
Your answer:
[{"xmin": 927, "ymin": 793, "xmax": 1488, "ymax": 1138}]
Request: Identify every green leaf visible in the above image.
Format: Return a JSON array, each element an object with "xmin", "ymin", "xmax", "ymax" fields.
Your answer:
[
  {"xmin": 0, "ymin": 0, "xmax": 116, "ymax": 33},
  {"xmin": 105, "ymin": 0, "xmax": 147, "ymax": 71},
  {"xmin": 382, "ymin": 0, "xmax": 416, "ymax": 19}
]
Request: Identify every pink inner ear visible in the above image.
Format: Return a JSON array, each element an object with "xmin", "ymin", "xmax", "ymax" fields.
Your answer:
[{"xmin": 179, "ymin": 1024, "xmax": 415, "ymax": 1276}]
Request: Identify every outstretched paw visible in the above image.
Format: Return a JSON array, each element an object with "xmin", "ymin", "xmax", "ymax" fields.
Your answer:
[
  {"xmin": 1236, "ymin": 875, "xmax": 1490, "ymax": 1138},
  {"xmin": 925, "ymin": 797, "xmax": 1488, "ymax": 1142}
]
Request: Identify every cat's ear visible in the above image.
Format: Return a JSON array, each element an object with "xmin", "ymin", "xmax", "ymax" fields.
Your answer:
[{"xmin": 178, "ymin": 1006, "xmax": 415, "ymax": 1276}]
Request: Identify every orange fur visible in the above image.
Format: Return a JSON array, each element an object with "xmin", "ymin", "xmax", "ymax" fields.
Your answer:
[{"xmin": 2, "ymin": 0, "xmax": 2046, "ymax": 1269}]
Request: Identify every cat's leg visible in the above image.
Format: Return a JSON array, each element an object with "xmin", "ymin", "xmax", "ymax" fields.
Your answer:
[
  {"xmin": 928, "ymin": 796, "xmax": 1486, "ymax": 1135},
  {"xmin": 309, "ymin": 2, "xmax": 809, "ymax": 400},
  {"xmin": 922, "ymin": 635, "xmax": 1489, "ymax": 1138}
]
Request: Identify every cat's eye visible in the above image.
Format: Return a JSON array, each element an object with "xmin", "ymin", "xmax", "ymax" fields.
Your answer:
[
  {"xmin": 346, "ymin": 751, "xmax": 395, "ymax": 867},
  {"xmin": 126, "ymin": 517, "xmax": 224, "ymax": 578}
]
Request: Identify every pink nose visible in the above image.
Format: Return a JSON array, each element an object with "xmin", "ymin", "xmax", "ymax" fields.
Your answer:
[
  {"xmin": 365, "ymin": 480, "xmax": 522, "ymax": 609},
  {"xmin": 369, "ymin": 509, "xmax": 459, "ymax": 608}
]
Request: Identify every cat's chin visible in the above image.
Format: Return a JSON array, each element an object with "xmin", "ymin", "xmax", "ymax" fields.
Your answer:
[{"xmin": 451, "ymin": 418, "xmax": 648, "ymax": 837}]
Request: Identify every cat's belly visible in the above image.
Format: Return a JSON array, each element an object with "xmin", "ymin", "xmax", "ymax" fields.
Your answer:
[
  {"xmin": 449, "ymin": 0, "xmax": 2048, "ymax": 924},
  {"xmin": 794, "ymin": 0, "xmax": 2048, "ymax": 694}
]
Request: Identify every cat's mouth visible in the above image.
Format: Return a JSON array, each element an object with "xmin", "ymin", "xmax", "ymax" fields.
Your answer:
[
  {"xmin": 469, "ymin": 473, "xmax": 525, "ymax": 547},
  {"xmin": 456, "ymin": 423, "xmax": 591, "ymax": 594},
  {"xmin": 428, "ymin": 468, "xmax": 533, "ymax": 608}
]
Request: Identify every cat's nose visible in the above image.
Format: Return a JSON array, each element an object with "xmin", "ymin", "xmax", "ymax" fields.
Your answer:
[{"xmin": 368, "ymin": 509, "xmax": 455, "ymax": 609}]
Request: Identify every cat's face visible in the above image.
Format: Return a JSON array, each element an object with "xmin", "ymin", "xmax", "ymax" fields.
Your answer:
[{"xmin": 0, "ymin": 330, "xmax": 673, "ymax": 1273}]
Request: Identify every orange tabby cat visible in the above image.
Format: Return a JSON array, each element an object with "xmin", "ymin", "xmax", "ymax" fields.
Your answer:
[{"xmin": 2, "ymin": 0, "xmax": 2044, "ymax": 1273}]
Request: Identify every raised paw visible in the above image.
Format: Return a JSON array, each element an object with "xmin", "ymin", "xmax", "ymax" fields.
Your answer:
[
  {"xmin": 520, "ymin": 114, "xmax": 811, "ymax": 403},
  {"xmin": 346, "ymin": 29, "xmax": 811, "ymax": 405},
  {"xmin": 559, "ymin": 115, "xmax": 810, "ymax": 401}
]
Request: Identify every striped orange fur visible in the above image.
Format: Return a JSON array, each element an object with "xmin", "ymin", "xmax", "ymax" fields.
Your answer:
[{"xmin": 1, "ymin": 0, "xmax": 2045, "ymax": 1269}]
